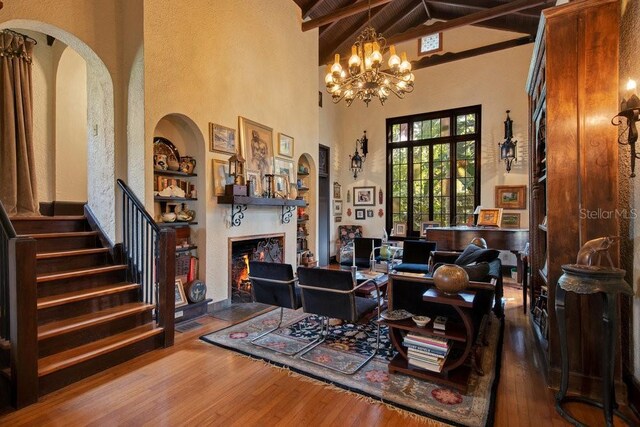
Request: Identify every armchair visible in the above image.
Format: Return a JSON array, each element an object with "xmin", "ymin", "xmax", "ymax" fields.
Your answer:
[
  {"xmin": 248, "ymin": 261, "xmax": 316, "ymax": 355},
  {"xmin": 339, "ymin": 237, "xmax": 382, "ymax": 268},
  {"xmin": 296, "ymin": 267, "xmax": 382, "ymax": 374},
  {"xmin": 393, "ymin": 240, "xmax": 437, "ymax": 274}
]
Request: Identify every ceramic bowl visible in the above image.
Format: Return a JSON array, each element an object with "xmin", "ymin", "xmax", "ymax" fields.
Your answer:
[
  {"xmin": 412, "ymin": 316, "xmax": 430, "ymax": 328},
  {"xmin": 161, "ymin": 212, "xmax": 176, "ymax": 223}
]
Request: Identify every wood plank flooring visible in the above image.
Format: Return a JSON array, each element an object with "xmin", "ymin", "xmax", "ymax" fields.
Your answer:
[{"xmin": 0, "ymin": 281, "xmax": 637, "ymax": 426}]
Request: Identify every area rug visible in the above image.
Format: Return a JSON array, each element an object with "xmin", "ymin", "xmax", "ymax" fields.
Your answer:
[{"xmin": 200, "ymin": 309, "xmax": 504, "ymax": 427}]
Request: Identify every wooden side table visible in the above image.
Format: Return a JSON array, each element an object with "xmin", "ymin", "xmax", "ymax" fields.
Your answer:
[{"xmin": 555, "ymin": 264, "xmax": 633, "ymax": 427}]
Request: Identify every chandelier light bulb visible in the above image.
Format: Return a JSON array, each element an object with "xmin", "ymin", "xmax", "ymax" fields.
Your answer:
[
  {"xmin": 324, "ymin": 72, "xmax": 333, "ymax": 85},
  {"xmin": 388, "ymin": 45, "xmax": 401, "ymax": 69},
  {"xmin": 331, "ymin": 54, "xmax": 342, "ymax": 76},
  {"xmin": 627, "ymin": 79, "xmax": 637, "ymax": 92},
  {"xmin": 399, "ymin": 52, "xmax": 411, "ymax": 73},
  {"xmin": 348, "ymin": 45, "xmax": 361, "ymax": 71}
]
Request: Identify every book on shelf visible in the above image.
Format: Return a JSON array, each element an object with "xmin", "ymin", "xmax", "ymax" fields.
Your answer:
[
  {"xmin": 406, "ymin": 333, "xmax": 448, "ymax": 347},
  {"xmin": 404, "ymin": 342, "xmax": 450, "ymax": 357},
  {"xmin": 408, "ymin": 357, "xmax": 445, "ymax": 373},
  {"xmin": 407, "ymin": 349, "xmax": 442, "ymax": 363}
]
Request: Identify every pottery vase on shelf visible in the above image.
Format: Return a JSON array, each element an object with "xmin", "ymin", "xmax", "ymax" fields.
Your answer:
[
  {"xmin": 433, "ymin": 264, "xmax": 469, "ymax": 295},
  {"xmin": 180, "ymin": 156, "xmax": 196, "ymax": 174},
  {"xmin": 167, "ymin": 154, "xmax": 180, "ymax": 171},
  {"xmin": 154, "ymin": 154, "xmax": 168, "ymax": 170}
]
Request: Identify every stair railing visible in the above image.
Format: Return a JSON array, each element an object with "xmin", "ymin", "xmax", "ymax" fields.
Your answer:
[
  {"xmin": 0, "ymin": 200, "xmax": 38, "ymax": 408},
  {"xmin": 117, "ymin": 179, "xmax": 175, "ymax": 347}
]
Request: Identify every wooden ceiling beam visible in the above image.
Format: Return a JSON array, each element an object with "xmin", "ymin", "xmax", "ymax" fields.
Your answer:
[
  {"xmin": 411, "ymin": 35, "xmax": 533, "ymax": 70},
  {"xmin": 387, "ymin": 0, "xmax": 553, "ymax": 45},
  {"xmin": 319, "ymin": 0, "xmax": 359, "ymax": 37},
  {"xmin": 431, "ymin": 9, "xmax": 539, "ymax": 35},
  {"xmin": 426, "ymin": 0, "xmax": 543, "ymax": 18},
  {"xmin": 302, "ymin": 0, "xmax": 394, "ymax": 32},
  {"xmin": 302, "ymin": 0, "xmax": 326, "ymax": 19}
]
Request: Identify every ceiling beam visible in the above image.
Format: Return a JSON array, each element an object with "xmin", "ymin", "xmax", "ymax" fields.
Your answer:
[
  {"xmin": 412, "ymin": 35, "xmax": 533, "ymax": 70},
  {"xmin": 431, "ymin": 9, "xmax": 539, "ymax": 34},
  {"xmin": 302, "ymin": 0, "xmax": 326, "ymax": 19},
  {"xmin": 387, "ymin": 0, "xmax": 552, "ymax": 46},
  {"xmin": 319, "ymin": 0, "xmax": 360, "ymax": 37},
  {"xmin": 303, "ymin": 0, "xmax": 394, "ymax": 32},
  {"xmin": 426, "ymin": 0, "xmax": 542, "ymax": 18}
]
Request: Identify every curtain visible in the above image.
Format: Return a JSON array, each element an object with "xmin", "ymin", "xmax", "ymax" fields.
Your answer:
[{"xmin": 0, "ymin": 30, "xmax": 38, "ymax": 216}]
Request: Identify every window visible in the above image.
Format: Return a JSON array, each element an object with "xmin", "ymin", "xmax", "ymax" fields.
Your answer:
[
  {"xmin": 418, "ymin": 33, "xmax": 442, "ymax": 56},
  {"xmin": 386, "ymin": 106, "xmax": 481, "ymax": 235}
]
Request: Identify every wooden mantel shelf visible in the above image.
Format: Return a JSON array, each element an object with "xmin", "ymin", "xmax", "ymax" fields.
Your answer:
[
  {"xmin": 216, "ymin": 196, "xmax": 306, "ymax": 226},
  {"xmin": 216, "ymin": 195, "xmax": 306, "ymax": 207}
]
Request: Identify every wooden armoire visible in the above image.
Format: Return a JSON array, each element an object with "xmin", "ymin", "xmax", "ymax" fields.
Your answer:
[{"xmin": 526, "ymin": 0, "xmax": 623, "ymax": 398}]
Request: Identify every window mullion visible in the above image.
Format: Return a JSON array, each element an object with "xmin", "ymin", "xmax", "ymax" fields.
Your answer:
[{"xmin": 407, "ymin": 142, "xmax": 414, "ymax": 235}]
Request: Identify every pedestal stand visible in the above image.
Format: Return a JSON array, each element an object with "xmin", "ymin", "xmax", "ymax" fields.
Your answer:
[{"xmin": 555, "ymin": 264, "xmax": 633, "ymax": 427}]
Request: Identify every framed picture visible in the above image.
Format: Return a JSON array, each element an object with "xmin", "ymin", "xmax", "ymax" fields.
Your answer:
[
  {"xmin": 274, "ymin": 157, "xmax": 295, "ymax": 184},
  {"xmin": 333, "ymin": 200, "xmax": 343, "ymax": 215},
  {"xmin": 495, "ymin": 185, "xmax": 526, "ymax": 209},
  {"xmin": 274, "ymin": 174, "xmax": 289, "ymax": 197},
  {"xmin": 239, "ymin": 117, "xmax": 274, "ymax": 178},
  {"xmin": 353, "ymin": 186, "xmax": 375, "ymax": 206},
  {"xmin": 477, "ymin": 208, "xmax": 503, "ymax": 227},
  {"xmin": 333, "ymin": 182, "xmax": 341, "ymax": 199},
  {"xmin": 278, "ymin": 133, "xmax": 294, "ymax": 158},
  {"xmin": 213, "ymin": 159, "xmax": 230, "ymax": 196},
  {"xmin": 246, "ymin": 170, "xmax": 262, "ymax": 197},
  {"xmin": 335, "ymin": 216, "xmax": 342, "ymax": 223},
  {"xmin": 420, "ymin": 221, "xmax": 440, "ymax": 236},
  {"xmin": 175, "ymin": 279, "xmax": 188, "ymax": 308},
  {"xmin": 501, "ymin": 212, "xmax": 521, "ymax": 229},
  {"xmin": 355, "ymin": 208, "xmax": 366, "ymax": 220},
  {"xmin": 367, "ymin": 209, "xmax": 374, "ymax": 218},
  {"xmin": 394, "ymin": 222, "xmax": 407, "ymax": 237},
  {"xmin": 209, "ymin": 123, "xmax": 237, "ymax": 155}
]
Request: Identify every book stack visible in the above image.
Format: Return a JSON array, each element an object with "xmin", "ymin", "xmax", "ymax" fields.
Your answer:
[
  {"xmin": 403, "ymin": 333, "xmax": 449, "ymax": 372},
  {"xmin": 433, "ymin": 316, "xmax": 448, "ymax": 334},
  {"xmin": 155, "ymin": 177, "xmax": 196, "ymax": 198}
]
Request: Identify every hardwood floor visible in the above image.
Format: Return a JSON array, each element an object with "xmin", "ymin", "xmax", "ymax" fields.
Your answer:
[{"xmin": 0, "ymin": 280, "xmax": 637, "ymax": 426}]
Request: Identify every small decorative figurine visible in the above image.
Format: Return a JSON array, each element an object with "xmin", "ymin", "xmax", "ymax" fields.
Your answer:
[{"xmin": 576, "ymin": 236, "xmax": 619, "ymax": 268}]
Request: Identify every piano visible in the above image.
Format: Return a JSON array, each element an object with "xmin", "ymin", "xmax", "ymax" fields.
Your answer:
[{"xmin": 424, "ymin": 226, "xmax": 529, "ymax": 252}]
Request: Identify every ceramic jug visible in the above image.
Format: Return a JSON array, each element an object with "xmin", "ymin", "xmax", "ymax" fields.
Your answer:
[{"xmin": 154, "ymin": 154, "xmax": 168, "ymax": 170}]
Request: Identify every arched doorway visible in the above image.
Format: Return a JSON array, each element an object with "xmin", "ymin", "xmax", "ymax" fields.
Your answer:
[{"xmin": 1, "ymin": 20, "xmax": 116, "ymax": 239}]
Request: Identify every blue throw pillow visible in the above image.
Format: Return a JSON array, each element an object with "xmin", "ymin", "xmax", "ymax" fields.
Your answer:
[{"xmin": 455, "ymin": 244, "xmax": 500, "ymax": 266}]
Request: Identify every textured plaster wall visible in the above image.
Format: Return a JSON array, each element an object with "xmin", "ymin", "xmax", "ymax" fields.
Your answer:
[
  {"xmin": 144, "ymin": 0, "xmax": 319, "ymax": 304},
  {"xmin": 620, "ymin": 0, "xmax": 640, "ymax": 382},
  {"xmin": 55, "ymin": 47, "xmax": 88, "ymax": 201},
  {"xmin": 321, "ymin": 26, "xmax": 532, "ymax": 265}
]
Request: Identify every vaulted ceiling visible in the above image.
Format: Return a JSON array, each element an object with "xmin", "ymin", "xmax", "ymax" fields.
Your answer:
[{"xmin": 292, "ymin": 0, "xmax": 554, "ymax": 67}]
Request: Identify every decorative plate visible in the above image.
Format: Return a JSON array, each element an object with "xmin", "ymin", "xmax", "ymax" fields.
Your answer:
[
  {"xmin": 380, "ymin": 309, "xmax": 414, "ymax": 321},
  {"xmin": 153, "ymin": 137, "xmax": 181, "ymax": 165}
]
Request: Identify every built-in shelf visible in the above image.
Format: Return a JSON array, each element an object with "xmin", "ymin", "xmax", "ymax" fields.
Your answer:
[
  {"xmin": 176, "ymin": 245, "xmax": 198, "ymax": 253},
  {"xmin": 297, "ymin": 187, "xmax": 310, "ymax": 192},
  {"xmin": 158, "ymin": 221, "xmax": 198, "ymax": 227},
  {"xmin": 155, "ymin": 196, "xmax": 198, "ymax": 202},
  {"xmin": 297, "ymin": 171, "xmax": 309, "ymax": 176},
  {"xmin": 154, "ymin": 170, "xmax": 197, "ymax": 178}
]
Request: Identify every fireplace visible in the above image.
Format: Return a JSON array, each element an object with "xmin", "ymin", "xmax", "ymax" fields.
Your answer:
[{"xmin": 228, "ymin": 234, "xmax": 285, "ymax": 303}]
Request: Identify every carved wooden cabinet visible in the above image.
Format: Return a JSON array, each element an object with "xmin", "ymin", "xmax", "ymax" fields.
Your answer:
[{"xmin": 526, "ymin": 0, "xmax": 622, "ymax": 398}]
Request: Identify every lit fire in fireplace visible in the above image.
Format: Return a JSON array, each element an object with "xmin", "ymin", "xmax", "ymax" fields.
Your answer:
[{"xmin": 230, "ymin": 236, "xmax": 283, "ymax": 303}]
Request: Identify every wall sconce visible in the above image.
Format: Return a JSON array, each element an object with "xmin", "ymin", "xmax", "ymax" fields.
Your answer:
[
  {"xmin": 349, "ymin": 130, "xmax": 368, "ymax": 179},
  {"xmin": 498, "ymin": 110, "xmax": 517, "ymax": 173},
  {"xmin": 612, "ymin": 79, "xmax": 640, "ymax": 177},
  {"xmin": 228, "ymin": 153, "xmax": 245, "ymax": 185}
]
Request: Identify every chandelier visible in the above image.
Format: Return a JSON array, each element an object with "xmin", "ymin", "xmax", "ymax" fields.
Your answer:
[{"xmin": 324, "ymin": 1, "xmax": 415, "ymax": 106}]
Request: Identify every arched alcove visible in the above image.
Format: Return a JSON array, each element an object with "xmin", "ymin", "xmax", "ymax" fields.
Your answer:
[
  {"xmin": 1, "ymin": 19, "xmax": 116, "ymax": 239},
  {"xmin": 152, "ymin": 113, "xmax": 207, "ymax": 285},
  {"xmin": 297, "ymin": 153, "xmax": 317, "ymax": 260}
]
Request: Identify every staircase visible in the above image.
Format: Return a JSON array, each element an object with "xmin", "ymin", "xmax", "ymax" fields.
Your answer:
[{"xmin": 4, "ymin": 212, "xmax": 170, "ymax": 400}]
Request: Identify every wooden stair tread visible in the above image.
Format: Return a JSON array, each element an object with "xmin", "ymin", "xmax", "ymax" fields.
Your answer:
[
  {"xmin": 38, "ymin": 302, "xmax": 153, "ymax": 340},
  {"xmin": 37, "ymin": 283, "xmax": 140, "ymax": 309},
  {"xmin": 10, "ymin": 215, "xmax": 86, "ymax": 221},
  {"xmin": 37, "ymin": 247, "xmax": 109, "ymax": 259},
  {"xmin": 37, "ymin": 265, "xmax": 127, "ymax": 283},
  {"xmin": 25, "ymin": 231, "xmax": 99, "ymax": 239},
  {"xmin": 38, "ymin": 324, "xmax": 163, "ymax": 377}
]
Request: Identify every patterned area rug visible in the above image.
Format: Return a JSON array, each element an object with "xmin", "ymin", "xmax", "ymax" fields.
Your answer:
[{"xmin": 200, "ymin": 309, "xmax": 504, "ymax": 426}]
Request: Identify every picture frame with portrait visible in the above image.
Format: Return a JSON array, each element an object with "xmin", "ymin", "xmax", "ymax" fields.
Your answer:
[
  {"xmin": 394, "ymin": 222, "xmax": 407, "ymax": 237},
  {"xmin": 278, "ymin": 133, "xmax": 294, "ymax": 158},
  {"xmin": 209, "ymin": 123, "xmax": 237, "ymax": 155},
  {"xmin": 477, "ymin": 208, "xmax": 503, "ymax": 227},
  {"xmin": 333, "ymin": 200, "xmax": 343, "ymax": 215},
  {"xmin": 353, "ymin": 186, "xmax": 375, "ymax": 206},
  {"xmin": 495, "ymin": 185, "xmax": 526, "ymax": 209},
  {"xmin": 355, "ymin": 208, "xmax": 366, "ymax": 220},
  {"xmin": 274, "ymin": 157, "xmax": 295, "ymax": 184},
  {"xmin": 213, "ymin": 159, "xmax": 230, "ymax": 196},
  {"xmin": 175, "ymin": 279, "xmax": 188, "ymax": 308},
  {"xmin": 239, "ymin": 117, "xmax": 274, "ymax": 179}
]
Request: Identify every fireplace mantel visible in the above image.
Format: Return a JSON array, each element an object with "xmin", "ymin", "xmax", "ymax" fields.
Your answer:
[{"xmin": 217, "ymin": 196, "xmax": 305, "ymax": 227}]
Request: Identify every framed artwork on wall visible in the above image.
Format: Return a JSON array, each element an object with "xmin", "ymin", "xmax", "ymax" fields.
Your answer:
[
  {"xmin": 355, "ymin": 208, "xmax": 366, "ymax": 220},
  {"xmin": 367, "ymin": 209, "xmax": 374, "ymax": 218},
  {"xmin": 213, "ymin": 159, "xmax": 229, "ymax": 196},
  {"xmin": 333, "ymin": 182, "xmax": 341, "ymax": 199},
  {"xmin": 209, "ymin": 123, "xmax": 237, "ymax": 155},
  {"xmin": 420, "ymin": 221, "xmax": 440, "ymax": 236},
  {"xmin": 239, "ymin": 117, "xmax": 273, "ymax": 179},
  {"xmin": 334, "ymin": 200, "xmax": 343, "ymax": 215},
  {"xmin": 278, "ymin": 133, "xmax": 294, "ymax": 158},
  {"xmin": 246, "ymin": 170, "xmax": 261, "ymax": 197},
  {"xmin": 274, "ymin": 157, "xmax": 295, "ymax": 184},
  {"xmin": 495, "ymin": 185, "xmax": 526, "ymax": 209},
  {"xmin": 353, "ymin": 186, "xmax": 375, "ymax": 206},
  {"xmin": 477, "ymin": 208, "xmax": 503, "ymax": 227}
]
